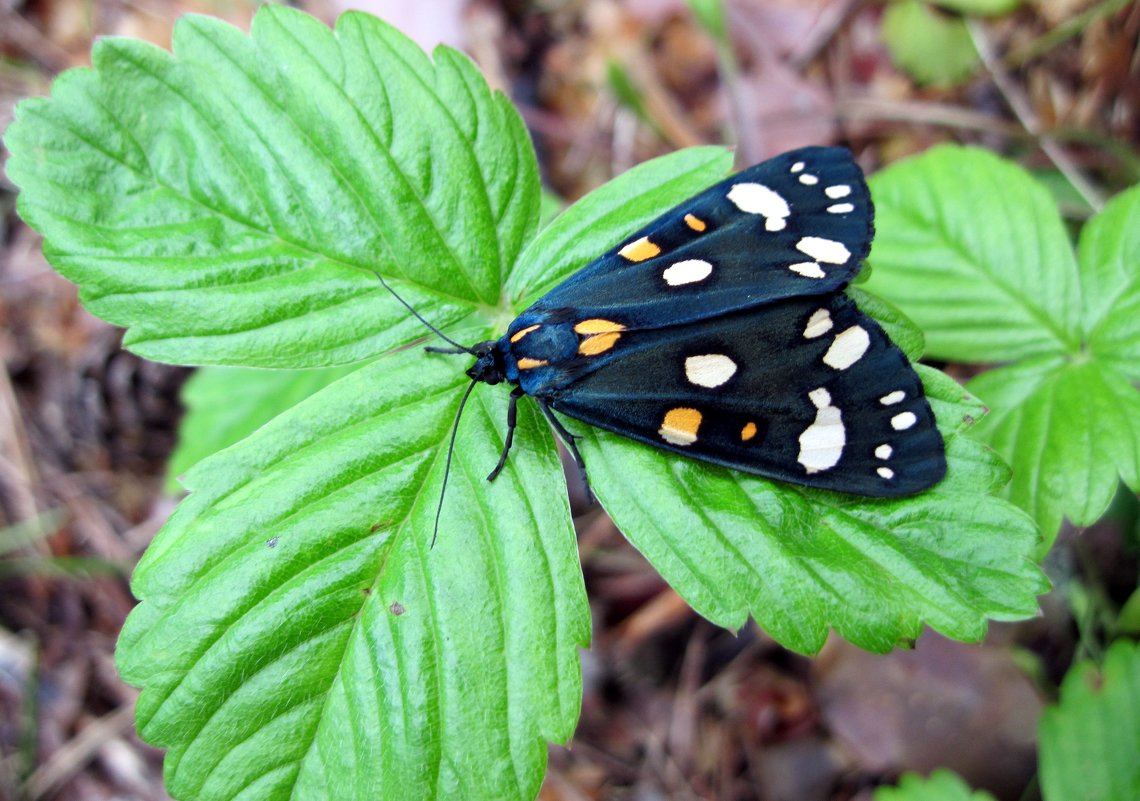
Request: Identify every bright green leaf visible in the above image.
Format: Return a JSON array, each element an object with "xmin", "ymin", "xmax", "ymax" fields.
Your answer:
[
  {"xmin": 508, "ymin": 146, "xmax": 733, "ymax": 308},
  {"xmin": 3, "ymin": 7, "xmax": 539, "ymax": 368},
  {"xmin": 1039, "ymin": 640, "xmax": 1140, "ymax": 801},
  {"xmin": 875, "ymin": 769, "xmax": 998, "ymax": 801},
  {"xmin": 571, "ymin": 361, "xmax": 1046, "ymax": 654},
  {"xmin": 882, "ymin": 1, "xmax": 980, "ymax": 87},
  {"xmin": 1078, "ymin": 184, "xmax": 1140, "ymax": 382},
  {"xmin": 117, "ymin": 345, "xmax": 590, "ymax": 801},
  {"xmin": 167, "ymin": 364, "xmax": 361, "ymax": 492},
  {"xmin": 872, "ymin": 157, "xmax": 1140, "ymax": 545},
  {"xmin": 968, "ymin": 358, "xmax": 1140, "ymax": 545},
  {"xmin": 866, "ymin": 145, "xmax": 1081, "ymax": 362}
]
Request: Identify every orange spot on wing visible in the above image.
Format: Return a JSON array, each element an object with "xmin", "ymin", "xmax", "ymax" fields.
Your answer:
[
  {"xmin": 574, "ymin": 319, "xmax": 626, "ymax": 335},
  {"xmin": 659, "ymin": 408, "xmax": 702, "ymax": 446},
  {"xmin": 578, "ymin": 332, "xmax": 621, "ymax": 356},
  {"xmin": 684, "ymin": 213, "xmax": 707, "ymax": 232},
  {"xmin": 516, "ymin": 358, "xmax": 548, "ymax": 369},
  {"xmin": 618, "ymin": 236, "xmax": 661, "ymax": 262},
  {"xmin": 741, "ymin": 422, "xmax": 758, "ymax": 441},
  {"xmin": 510, "ymin": 324, "xmax": 540, "ymax": 343}
]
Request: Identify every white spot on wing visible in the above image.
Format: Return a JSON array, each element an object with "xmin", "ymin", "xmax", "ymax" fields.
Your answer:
[
  {"xmin": 727, "ymin": 183, "xmax": 790, "ymax": 231},
  {"xmin": 798, "ymin": 388, "xmax": 845, "ymax": 473},
  {"xmin": 796, "ymin": 237, "xmax": 851, "ymax": 265},
  {"xmin": 789, "ymin": 261, "xmax": 826, "ymax": 279},
  {"xmin": 875, "ymin": 444, "xmax": 893, "ymax": 460},
  {"xmin": 791, "ymin": 161, "xmax": 805, "ymax": 173},
  {"xmin": 803, "ymin": 308, "xmax": 833, "ymax": 339},
  {"xmin": 880, "ymin": 390, "xmax": 906, "ymax": 406},
  {"xmin": 825, "ymin": 185, "xmax": 851, "ymax": 199},
  {"xmin": 661, "ymin": 429, "xmax": 695, "ymax": 446},
  {"xmin": 878, "ymin": 467, "xmax": 895, "ymax": 480},
  {"xmin": 684, "ymin": 354, "xmax": 738, "ymax": 388},
  {"xmin": 822, "ymin": 326, "xmax": 871, "ymax": 370},
  {"xmin": 828, "ymin": 203, "xmax": 855, "ymax": 214},
  {"xmin": 662, "ymin": 259, "xmax": 713, "ymax": 286},
  {"xmin": 799, "ymin": 174, "xmax": 820, "ymax": 186},
  {"xmin": 892, "ymin": 412, "xmax": 918, "ymax": 430}
]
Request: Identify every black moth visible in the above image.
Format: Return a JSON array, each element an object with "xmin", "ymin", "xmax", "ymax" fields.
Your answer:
[{"xmin": 394, "ymin": 146, "xmax": 946, "ymax": 521}]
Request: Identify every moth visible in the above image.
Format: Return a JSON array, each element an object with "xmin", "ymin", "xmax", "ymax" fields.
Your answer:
[{"xmin": 393, "ymin": 146, "xmax": 946, "ymax": 519}]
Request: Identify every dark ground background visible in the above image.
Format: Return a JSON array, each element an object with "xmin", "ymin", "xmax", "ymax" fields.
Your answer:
[{"xmin": 1, "ymin": 1, "xmax": 1138, "ymax": 800}]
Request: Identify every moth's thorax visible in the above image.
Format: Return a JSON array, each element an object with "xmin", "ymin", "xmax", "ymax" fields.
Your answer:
[
  {"xmin": 510, "ymin": 322, "xmax": 580, "ymax": 362},
  {"xmin": 499, "ymin": 313, "xmax": 581, "ymax": 384}
]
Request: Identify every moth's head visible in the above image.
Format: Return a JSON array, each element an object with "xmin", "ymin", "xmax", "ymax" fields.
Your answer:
[{"xmin": 466, "ymin": 341, "xmax": 506, "ymax": 385}]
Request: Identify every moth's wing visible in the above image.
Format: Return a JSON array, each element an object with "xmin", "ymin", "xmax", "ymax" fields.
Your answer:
[
  {"xmin": 543, "ymin": 294, "xmax": 945, "ymax": 496},
  {"xmin": 528, "ymin": 146, "xmax": 873, "ymax": 329}
]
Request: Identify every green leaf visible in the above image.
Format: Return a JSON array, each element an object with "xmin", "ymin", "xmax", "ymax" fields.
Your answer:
[
  {"xmin": 1039, "ymin": 640, "xmax": 1140, "ymax": 801},
  {"xmin": 872, "ymin": 163, "xmax": 1140, "ymax": 545},
  {"xmin": 117, "ymin": 345, "xmax": 590, "ymax": 801},
  {"xmin": 167, "ymin": 364, "xmax": 361, "ymax": 492},
  {"xmin": 866, "ymin": 145, "xmax": 1082, "ymax": 362},
  {"xmin": 570, "ymin": 360, "xmax": 1047, "ymax": 654},
  {"xmin": 968, "ymin": 358, "xmax": 1140, "ymax": 544},
  {"xmin": 930, "ymin": 0, "xmax": 1020, "ymax": 15},
  {"xmin": 3, "ymin": 7, "xmax": 539, "ymax": 368},
  {"xmin": 875, "ymin": 769, "xmax": 998, "ymax": 801},
  {"xmin": 1078, "ymin": 184, "xmax": 1140, "ymax": 382},
  {"xmin": 881, "ymin": 1, "xmax": 980, "ymax": 87},
  {"xmin": 508, "ymin": 146, "xmax": 733, "ymax": 308}
]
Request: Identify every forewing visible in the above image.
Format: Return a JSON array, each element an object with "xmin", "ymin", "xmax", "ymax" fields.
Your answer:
[
  {"xmin": 527, "ymin": 147, "xmax": 873, "ymax": 330},
  {"xmin": 545, "ymin": 294, "xmax": 945, "ymax": 496}
]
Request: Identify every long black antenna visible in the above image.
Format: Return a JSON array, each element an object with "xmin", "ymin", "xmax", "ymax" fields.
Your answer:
[
  {"xmin": 432, "ymin": 377, "xmax": 479, "ymax": 548},
  {"xmin": 371, "ymin": 270, "xmax": 474, "ymax": 353}
]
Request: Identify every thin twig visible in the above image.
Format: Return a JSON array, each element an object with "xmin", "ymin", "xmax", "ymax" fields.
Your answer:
[
  {"xmin": 789, "ymin": 0, "xmax": 862, "ymax": 71},
  {"xmin": 835, "ymin": 96, "xmax": 1022, "ymax": 136},
  {"xmin": 968, "ymin": 18, "xmax": 1106, "ymax": 212},
  {"xmin": 22, "ymin": 704, "xmax": 137, "ymax": 801}
]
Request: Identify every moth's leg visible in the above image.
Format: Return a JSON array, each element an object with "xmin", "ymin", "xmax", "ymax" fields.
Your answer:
[
  {"xmin": 487, "ymin": 386, "xmax": 526, "ymax": 482},
  {"xmin": 538, "ymin": 401, "xmax": 594, "ymax": 505},
  {"xmin": 425, "ymin": 345, "xmax": 471, "ymax": 355}
]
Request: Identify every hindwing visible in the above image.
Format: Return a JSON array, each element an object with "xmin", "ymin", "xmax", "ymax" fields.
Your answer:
[{"xmin": 541, "ymin": 294, "xmax": 945, "ymax": 496}]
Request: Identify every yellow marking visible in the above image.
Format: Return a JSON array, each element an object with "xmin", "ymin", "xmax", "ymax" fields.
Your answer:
[
  {"xmin": 578, "ymin": 332, "xmax": 621, "ymax": 356},
  {"xmin": 741, "ymin": 422, "xmax": 758, "ymax": 441},
  {"xmin": 684, "ymin": 213, "xmax": 707, "ymax": 232},
  {"xmin": 574, "ymin": 319, "xmax": 626, "ymax": 335},
  {"xmin": 659, "ymin": 408, "xmax": 702, "ymax": 446},
  {"xmin": 618, "ymin": 236, "xmax": 661, "ymax": 262},
  {"xmin": 516, "ymin": 358, "xmax": 548, "ymax": 369},
  {"xmin": 510, "ymin": 324, "xmax": 540, "ymax": 344}
]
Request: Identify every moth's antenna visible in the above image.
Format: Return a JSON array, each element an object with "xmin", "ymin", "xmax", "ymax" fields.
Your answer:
[
  {"xmin": 370, "ymin": 270, "xmax": 474, "ymax": 353},
  {"xmin": 432, "ymin": 376, "xmax": 478, "ymax": 548}
]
